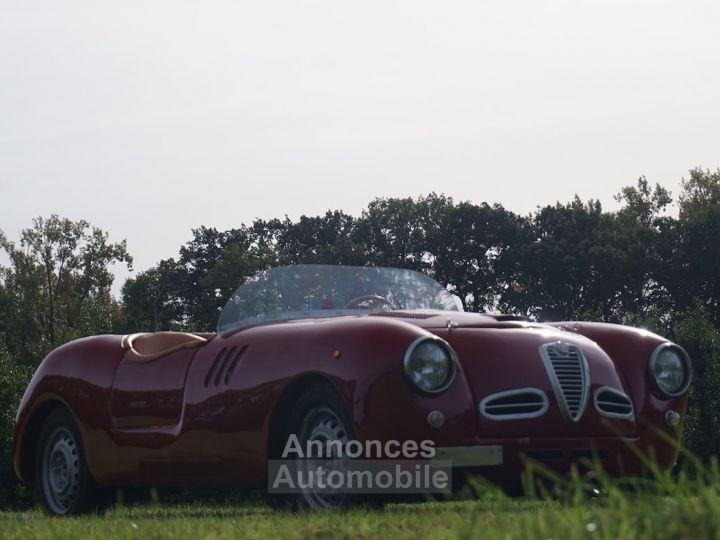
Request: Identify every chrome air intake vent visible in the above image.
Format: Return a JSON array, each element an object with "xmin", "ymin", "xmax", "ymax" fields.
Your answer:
[
  {"xmin": 540, "ymin": 342, "xmax": 590, "ymax": 423},
  {"xmin": 479, "ymin": 388, "xmax": 549, "ymax": 420},
  {"xmin": 594, "ymin": 386, "xmax": 634, "ymax": 419}
]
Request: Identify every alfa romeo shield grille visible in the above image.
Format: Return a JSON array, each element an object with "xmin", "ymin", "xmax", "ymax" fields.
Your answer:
[{"xmin": 540, "ymin": 342, "xmax": 590, "ymax": 423}]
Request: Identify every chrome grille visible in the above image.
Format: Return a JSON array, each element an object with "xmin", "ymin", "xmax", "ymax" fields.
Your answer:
[
  {"xmin": 594, "ymin": 387, "xmax": 634, "ymax": 419},
  {"xmin": 540, "ymin": 342, "xmax": 590, "ymax": 423},
  {"xmin": 480, "ymin": 388, "xmax": 549, "ymax": 420}
]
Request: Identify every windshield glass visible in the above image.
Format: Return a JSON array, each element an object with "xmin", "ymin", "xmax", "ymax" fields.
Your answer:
[{"xmin": 217, "ymin": 265, "xmax": 462, "ymax": 335}]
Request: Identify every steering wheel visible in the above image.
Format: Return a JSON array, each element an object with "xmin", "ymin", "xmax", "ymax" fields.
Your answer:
[{"xmin": 344, "ymin": 294, "xmax": 395, "ymax": 310}]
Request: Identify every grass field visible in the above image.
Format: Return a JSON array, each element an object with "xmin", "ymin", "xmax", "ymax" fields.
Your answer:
[{"xmin": 2, "ymin": 479, "xmax": 720, "ymax": 540}]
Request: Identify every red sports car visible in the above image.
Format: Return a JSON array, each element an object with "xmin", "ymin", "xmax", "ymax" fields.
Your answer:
[{"xmin": 13, "ymin": 265, "xmax": 692, "ymax": 514}]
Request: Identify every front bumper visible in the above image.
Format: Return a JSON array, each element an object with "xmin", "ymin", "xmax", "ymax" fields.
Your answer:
[{"xmin": 433, "ymin": 436, "xmax": 670, "ymax": 480}]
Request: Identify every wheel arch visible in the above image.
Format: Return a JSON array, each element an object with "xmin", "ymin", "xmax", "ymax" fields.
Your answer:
[
  {"xmin": 15, "ymin": 399, "xmax": 73, "ymax": 483},
  {"xmin": 267, "ymin": 374, "xmax": 349, "ymax": 460}
]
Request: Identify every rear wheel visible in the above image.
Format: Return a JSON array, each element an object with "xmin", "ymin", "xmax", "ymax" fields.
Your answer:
[{"xmin": 35, "ymin": 408, "xmax": 98, "ymax": 515}]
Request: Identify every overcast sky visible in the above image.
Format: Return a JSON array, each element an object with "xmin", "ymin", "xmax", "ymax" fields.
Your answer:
[{"xmin": 1, "ymin": 0, "xmax": 719, "ymax": 293}]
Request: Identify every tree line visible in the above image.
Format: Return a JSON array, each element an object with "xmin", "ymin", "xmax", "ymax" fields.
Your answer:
[{"xmin": 1, "ymin": 167, "xmax": 720, "ymax": 506}]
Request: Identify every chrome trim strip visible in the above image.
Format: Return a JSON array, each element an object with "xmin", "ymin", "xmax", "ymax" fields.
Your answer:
[
  {"xmin": 648, "ymin": 342, "xmax": 693, "ymax": 398},
  {"xmin": 539, "ymin": 342, "xmax": 590, "ymax": 424},
  {"xmin": 479, "ymin": 387, "xmax": 549, "ymax": 420},
  {"xmin": 593, "ymin": 386, "xmax": 634, "ymax": 419},
  {"xmin": 432, "ymin": 445, "xmax": 503, "ymax": 467}
]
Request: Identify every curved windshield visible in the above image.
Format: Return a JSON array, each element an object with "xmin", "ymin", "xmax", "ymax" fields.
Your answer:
[{"xmin": 217, "ymin": 265, "xmax": 462, "ymax": 335}]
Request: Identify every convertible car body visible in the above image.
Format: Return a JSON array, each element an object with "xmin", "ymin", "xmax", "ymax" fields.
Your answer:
[{"xmin": 14, "ymin": 265, "xmax": 692, "ymax": 514}]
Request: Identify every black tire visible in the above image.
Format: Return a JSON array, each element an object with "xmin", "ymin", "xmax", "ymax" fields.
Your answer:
[
  {"xmin": 268, "ymin": 382, "xmax": 356, "ymax": 511},
  {"xmin": 34, "ymin": 408, "xmax": 99, "ymax": 515}
]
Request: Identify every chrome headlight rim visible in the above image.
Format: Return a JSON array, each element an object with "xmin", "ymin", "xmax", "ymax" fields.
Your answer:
[
  {"xmin": 403, "ymin": 336, "xmax": 458, "ymax": 394},
  {"xmin": 648, "ymin": 342, "xmax": 693, "ymax": 398}
]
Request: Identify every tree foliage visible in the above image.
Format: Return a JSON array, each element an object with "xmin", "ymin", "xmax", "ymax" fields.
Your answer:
[
  {"xmin": 674, "ymin": 305, "xmax": 720, "ymax": 463},
  {"xmin": 0, "ymin": 215, "xmax": 132, "ymax": 366},
  {"xmin": 121, "ymin": 259, "xmax": 185, "ymax": 332},
  {"xmin": 0, "ymin": 339, "xmax": 32, "ymax": 509}
]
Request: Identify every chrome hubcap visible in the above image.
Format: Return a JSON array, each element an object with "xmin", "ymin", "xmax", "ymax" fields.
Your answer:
[
  {"xmin": 299, "ymin": 406, "xmax": 350, "ymax": 509},
  {"xmin": 42, "ymin": 427, "xmax": 80, "ymax": 514}
]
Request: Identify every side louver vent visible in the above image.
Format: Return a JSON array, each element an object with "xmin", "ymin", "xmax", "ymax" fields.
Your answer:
[
  {"xmin": 479, "ymin": 388, "xmax": 549, "ymax": 420},
  {"xmin": 205, "ymin": 345, "xmax": 248, "ymax": 387},
  {"xmin": 594, "ymin": 387, "xmax": 634, "ymax": 419},
  {"xmin": 540, "ymin": 342, "xmax": 590, "ymax": 423}
]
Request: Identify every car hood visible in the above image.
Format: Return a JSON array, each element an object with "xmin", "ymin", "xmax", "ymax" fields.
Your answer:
[{"xmin": 368, "ymin": 310, "xmax": 535, "ymax": 330}]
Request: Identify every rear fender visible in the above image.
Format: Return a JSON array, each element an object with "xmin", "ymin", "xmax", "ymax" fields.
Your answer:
[{"xmin": 13, "ymin": 335, "xmax": 125, "ymax": 482}]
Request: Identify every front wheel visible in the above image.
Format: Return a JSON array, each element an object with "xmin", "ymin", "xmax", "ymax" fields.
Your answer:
[
  {"xmin": 35, "ymin": 408, "xmax": 98, "ymax": 515},
  {"xmin": 271, "ymin": 383, "xmax": 355, "ymax": 510}
]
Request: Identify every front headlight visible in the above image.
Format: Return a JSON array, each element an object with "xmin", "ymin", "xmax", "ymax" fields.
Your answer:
[
  {"xmin": 404, "ymin": 336, "xmax": 457, "ymax": 394},
  {"xmin": 649, "ymin": 343, "xmax": 692, "ymax": 397}
]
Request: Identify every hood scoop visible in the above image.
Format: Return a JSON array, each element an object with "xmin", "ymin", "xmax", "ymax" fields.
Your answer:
[
  {"xmin": 368, "ymin": 310, "xmax": 537, "ymax": 329},
  {"xmin": 368, "ymin": 311, "xmax": 438, "ymax": 320},
  {"xmin": 486, "ymin": 314, "xmax": 531, "ymax": 322}
]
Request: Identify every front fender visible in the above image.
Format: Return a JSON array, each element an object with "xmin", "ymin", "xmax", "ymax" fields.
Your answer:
[{"xmin": 547, "ymin": 321, "xmax": 689, "ymax": 469}]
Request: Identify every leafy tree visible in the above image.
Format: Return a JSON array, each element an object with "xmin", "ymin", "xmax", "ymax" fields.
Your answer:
[
  {"xmin": 0, "ymin": 215, "xmax": 132, "ymax": 366},
  {"xmin": 615, "ymin": 176, "xmax": 672, "ymax": 226},
  {"xmin": 608, "ymin": 177, "xmax": 673, "ymax": 325},
  {"xmin": 176, "ymin": 227, "xmax": 250, "ymax": 330},
  {"xmin": 513, "ymin": 177, "xmax": 674, "ymax": 323},
  {"xmin": 121, "ymin": 259, "xmax": 185, "ymax": 332},
  {"xmin": 678, "ymin": 167, "xmax": 720, "ymax": 219},
  {"xmin": 674, "ymin": 305, "xmax": 720, "ymax": 463},
  {"xmin": 176, "ymin": 224, "xmax": 288, "ymax": 330},
  {"xmin": 277, "ymin": 211, "xmax": 364, "ymax": 266},
  {"xmin": 514, "ymin": 197, "xmax": 612, "ymax": 320},
  {"xmin": 0, "ymin": 338, "xmax": 33, "ymax": 508},
  {"xmin": 353, "ymin": 196, "xmax": 431, "ymax": 270},
  {"xmin": 654, "ymin": 168, "xmax": 720, "ymax": 326},
  {"xmin": 428, "ymin": 198, "xmax": 528, "ymax": 313}
]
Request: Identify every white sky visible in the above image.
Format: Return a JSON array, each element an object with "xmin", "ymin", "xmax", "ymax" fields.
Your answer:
[{"xmin": 1, "ymin": 0, "xmax": 719, "ymax": 294}]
